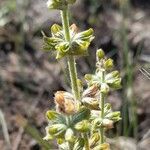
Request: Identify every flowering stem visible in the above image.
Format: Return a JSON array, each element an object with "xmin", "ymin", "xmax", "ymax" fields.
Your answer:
[
  {"xmin": 100, "ymin": 71, "xmax": 105, "ymax": 144},
  {"xmin": 61, "ymin": 7, "xmax": 80, "ymax": 102}
]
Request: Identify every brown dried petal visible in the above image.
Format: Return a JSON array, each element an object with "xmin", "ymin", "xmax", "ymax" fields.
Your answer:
[{"xmin": 83, "ymin": 85, "xmax": 99, "ymax": 98}]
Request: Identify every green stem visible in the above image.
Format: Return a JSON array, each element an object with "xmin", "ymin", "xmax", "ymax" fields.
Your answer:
[
  {"xmin": 84, "ymin": 133, "xmax": 90, "ymax": 150},
  {"xmin": 68, "ymin": 56, "xmax": 80, "ymax": 100},
  {"xmin": 61, "ymin": 7, "xmax": 70, "ymax": 41},
  {"xmin": 61, "ymin": 7, "xmax": 80, "ymax": 102},
  {"xmin": 100, "ymin": 71, "xmax": 105, "ymax": 144}
]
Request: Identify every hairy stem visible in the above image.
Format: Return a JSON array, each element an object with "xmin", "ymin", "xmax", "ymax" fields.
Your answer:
[
  {"xmin": 100, "ymin": 71, "xmax": 105, "ymax": 144},
  {"xmin": 61, "ymin": 6, "xmax": 80, "ymax": 102}
]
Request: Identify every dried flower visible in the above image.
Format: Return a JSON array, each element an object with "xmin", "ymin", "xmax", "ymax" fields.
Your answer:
[{"xmin": 55, "ymin": 91, "xmax": 76, "ymax": 115}]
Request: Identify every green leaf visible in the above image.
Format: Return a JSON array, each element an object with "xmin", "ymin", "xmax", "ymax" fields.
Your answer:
[
  {"xmin": 72, "ymin": 107, "xmax": 90, "ymax": 125},
  {"xmin": 43, "ymin": 34, "xmax": 62, "ymax": 51},
  {"xmin": 76, "ymin": 28, "xmax": 94, "ymax": 41},
  {"xmin": 46, "ymin": 110, "xmax": 59, "ymax": 120},
  {"xmin": 55, "ymin": 42, "xmax": 70, "ymax": 53}
]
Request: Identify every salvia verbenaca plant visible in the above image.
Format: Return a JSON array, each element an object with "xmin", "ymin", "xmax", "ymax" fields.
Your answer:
[{"xmin": 43, "ymin": 0, "xmax": 122, "ymax": 149}]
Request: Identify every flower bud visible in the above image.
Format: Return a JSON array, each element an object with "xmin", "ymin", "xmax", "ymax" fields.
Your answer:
[
  {"xmin": 48, "ymin": 124, "xmax": 67, "ymax": 137},
  {"xmin": 91, "ymin": 110, "xmax": 101, "ymax": 119},
  {"xmin": 65, "ymin": 128, "xmax": 75, "ymax": 142},
  {"xmin": 51, "ymin": 24, "xmax": 62, "ymax": 35},
  {"xmin": 105, "ymin": 71, "xmax": 120, "ymax": 81},
  {"xmin": 57, "ymin": 138, "xmax": 64, "ymax": 144},
  {"xmin": 105, "ymin": 111, "xmax": 121, "ymax": 122},
  {"xmin": 108, "ymin": 78, "xmax": 122, "ymax": 90},
  {"xmin": 85, "ymin": 74, "xmax": 92, "ymax": 81},
  {"xmin": 47, "ymin": 0, "xmax": 66, "ymax": 10},
  {"xmin": 102, "ymin": 119, "xmax": 113, "ymax": 129},
  {"xmin": 97, "ymin": 49, "xmax": 105, "ymax": 59},
  {"xmin": 75, "ymin": 120, "xmax": 90, "ymax": 132},
  {"xmin": 101, "ymin": 83, "xmax": 110, "ymax": 94},
  {"xmin": 89, "ymin": 133, "xmax": 100, "ymax": 148},
  {"xmin": 104, "ymin": 58, "xmax": 114, "ymax": 70},
  {"xmin": 93, "ymin": 118, "xmax": 102, "ymax": 127}
]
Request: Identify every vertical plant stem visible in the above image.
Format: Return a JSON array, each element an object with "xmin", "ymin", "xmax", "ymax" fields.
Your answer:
[
  {"xmin": 68, "ymin": 56, "xmax": 80, "ymax": 100},
  {"xmin": 84, "ymin": 133, "xmax": 90, "ymax": 150},
  {"xmin": 100, "ymin": 71, "xmax": 105, "ymax": 144},
  {"xmin": 61, "ymin": 6, "xmax": 80, "ymax": 102}
]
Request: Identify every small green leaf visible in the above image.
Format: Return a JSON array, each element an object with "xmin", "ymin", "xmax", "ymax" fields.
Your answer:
[
  {"xmin": 76, "ymin": 28, "xmax": 94, "ymax": 41},
  {"xmin": 46, "ymin": 110, "xmax": 59, "ymax": 120},
  {"xmin": 55, "ymin": 42, "xmax": 70, "ymax": 53},
  {"xmin": 72, "ymin": 107, "xmax": 90, "ymax": 124}
]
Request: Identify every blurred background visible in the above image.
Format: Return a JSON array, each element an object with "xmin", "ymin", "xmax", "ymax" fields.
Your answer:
[{"xmin": 0, "ymin": 0, "xmax": 150, "ymax": 149}]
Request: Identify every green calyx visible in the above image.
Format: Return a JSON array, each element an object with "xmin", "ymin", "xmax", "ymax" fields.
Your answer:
[
  {"xmin": 44, "ymin": 107, "xmax": 91, "ymax": 142},
  {"xmin": 47, "ymin": 0, "xmax": 76, "ymax": 10},
  {"xmin": 43, "ymin": 24, "xmax": 94, "ymax": 59}
]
